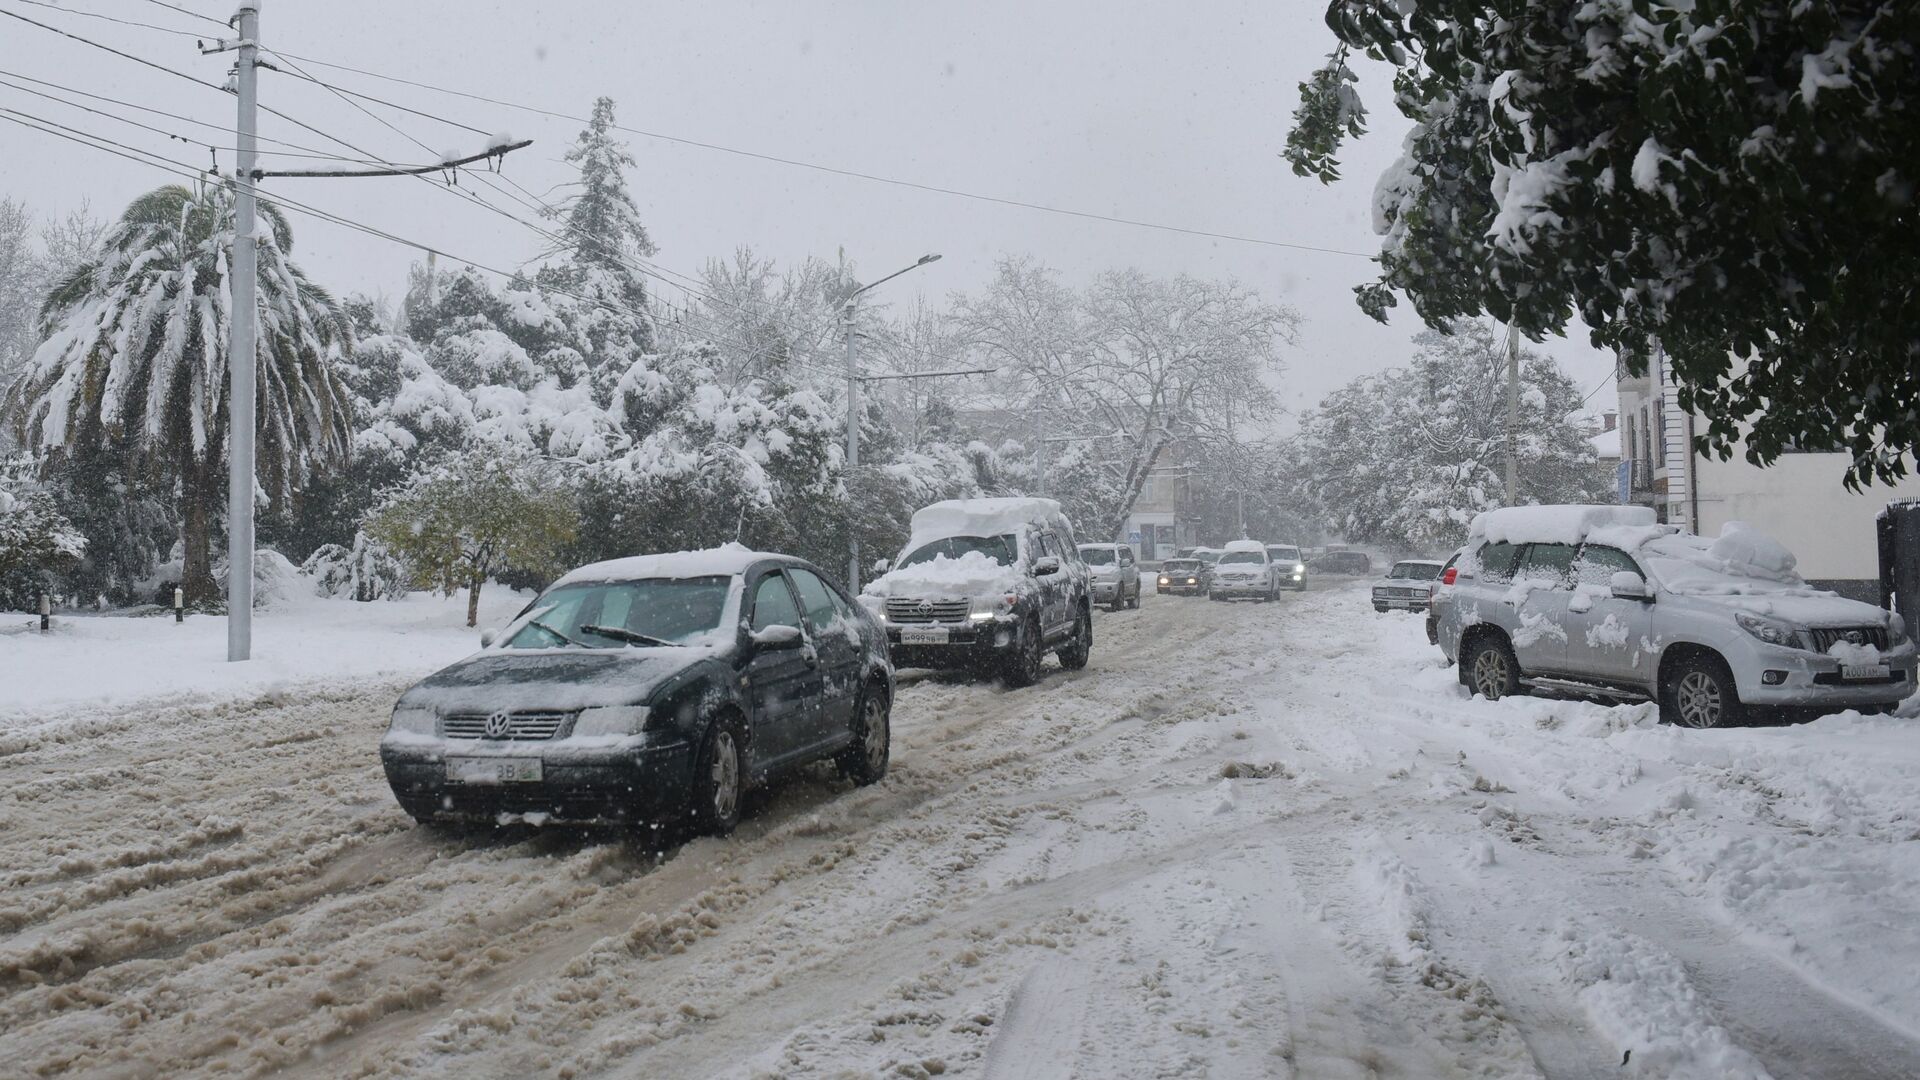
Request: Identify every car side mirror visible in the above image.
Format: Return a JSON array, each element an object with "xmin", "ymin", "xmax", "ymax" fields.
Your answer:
[
  {"xmin": 1033, "ymin": 555, "xmax": 1062, "ymax": 576},
  {"xmin": 480, "ymin": 628, "xmax": 498, "ymax": 648},
  {"xmin": 1610, "ymin": 571, "xmax": 1653, "ymax": 602},
  {"xmin": 750, "ymin": 623, "xmax": 805, "ymax": 650}
]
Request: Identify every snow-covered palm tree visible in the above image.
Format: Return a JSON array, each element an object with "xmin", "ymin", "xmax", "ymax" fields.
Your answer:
[{"xmin": 4, "ymin": 183, "xmax": 352, "ymax": 601}]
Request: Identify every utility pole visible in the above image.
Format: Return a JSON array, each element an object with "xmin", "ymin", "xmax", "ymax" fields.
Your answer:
[
  {"xmin": 1505, "ymin": 321, "xmax": 1520, "ymax": 505},
  {"xmin": 843, "ymin": 253, "xmax": 942, "ymax": 590},
  {"xmin": 226, "ymin": 0, "xmax": 260, "ymax": 661}
]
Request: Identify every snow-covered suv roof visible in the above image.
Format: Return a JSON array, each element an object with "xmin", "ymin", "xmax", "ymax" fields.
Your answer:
[
  {"xmin": 1223, "ymin": 539, "xmax": 1267, "ymax": 554},
  {"xmin": 907, "ymin": 497, "xmax": 1074, "ymax": 549},
  {"xmin": 1468, "ymin": 504, "xmax": 1656, "ymax": 546}
]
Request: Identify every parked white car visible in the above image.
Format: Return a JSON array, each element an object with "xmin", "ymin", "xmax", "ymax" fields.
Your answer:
[
  {"xmin": 1436, "ymin": 506, "xmax": 1916, "ymax": 727},
  {"xmin": 1208, "ymin": 540, "xmax": 1280, "ymax": 602}
]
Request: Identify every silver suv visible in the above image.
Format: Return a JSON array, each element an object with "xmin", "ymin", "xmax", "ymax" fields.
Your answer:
[{"xmin": 1436, "ymin": 506, "xmax": 1916, "ymax": 727}]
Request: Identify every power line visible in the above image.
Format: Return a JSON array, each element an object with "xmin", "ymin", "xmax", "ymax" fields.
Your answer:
[
  {"xmin": 3, "ymin": 0, "xmax": 201, "ymax": 38},
  {"xmin": 265, "ymin": 45, "xmax": 1379, "ymax": 259},
  {"xmin": 141, "ymin": 0, "xmax": 227, "ymax": 30}
]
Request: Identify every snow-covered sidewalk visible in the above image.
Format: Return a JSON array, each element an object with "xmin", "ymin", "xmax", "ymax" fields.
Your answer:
[{"xmin": 2, "ymin": 583, "xmax": 1916, "ymax": 1078}]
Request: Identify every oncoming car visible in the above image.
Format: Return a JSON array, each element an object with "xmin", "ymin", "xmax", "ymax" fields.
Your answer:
[
  {"xmin": 1209, "ymin": 540, "xmax": 1279, "ymax": 601},
  {"xmin": 1078, "ymin": 542, "xmax": 1141, "ymax": 611},
  {"xmin": 1436, "ymin": 506, "xmax": 1917, "ymax": 728},
  {"xmin": 1265, "ymin": 544, "xmax": 1308, "ymax": 591},
  {"xmin": 1157, "ymin": 557, "xmax": 1209, "ymax": 596},
  {"xmin": 381, "ymin": 546, "xmax": 894, "ymax": 834}
]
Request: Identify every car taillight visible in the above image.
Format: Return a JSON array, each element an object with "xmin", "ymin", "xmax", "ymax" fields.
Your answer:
[{"xmin": 1442, "ymin": 567, "xmax": 1457, "ymax": 585}]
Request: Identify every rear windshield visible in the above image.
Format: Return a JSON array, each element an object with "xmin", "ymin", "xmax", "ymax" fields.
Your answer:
[
  {"xmin": 1078, "ymin": 546, "xmax": 1118, "ymax": 566},
  {"xmin": 1219, "ymin": 551, "xmax": 1266, "ymax": 565},
  {"xmin": 506, "ymin": 577, "xmax": 730, "ymax": 649},
  {"xmin": 1390, "ymin": 562, "xmax": 1442, "ymax": 580},
  {"xmin": 899, "ymin": 533, "xmax": 1018, "ymax": 569}
]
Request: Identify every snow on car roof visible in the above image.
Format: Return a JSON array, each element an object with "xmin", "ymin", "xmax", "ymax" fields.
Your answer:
[
  {"xmin": 553, "ymin": 542, "xmax": 775, "ymax": 586},
  {"xmin": 1468, "ymin": 505, "xmax": 1656, "ymax": 546},
  {"xmin": 1223, "ymin": 539, "xmax": 1267, "ymax": 553},
  {"xmin": 1393, "ymin": 559, "xmax": 1445, "ymax": 567},
  {"xmin": 907, "ymin": 497, "xmax": 1074, "ymax": 548}
]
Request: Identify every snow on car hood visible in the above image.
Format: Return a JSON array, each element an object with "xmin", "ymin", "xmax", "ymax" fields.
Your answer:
[
  {"xmin": 864, "ymin": 550, "xmax": 1025, "ymax": 601},
  {"xmin": 397, "ymin": 648, "xmax": 717, "ymax": 714},
  {"xmin": 1636, "ymin": 523, "xmax": 1889, "ymax": 627}
]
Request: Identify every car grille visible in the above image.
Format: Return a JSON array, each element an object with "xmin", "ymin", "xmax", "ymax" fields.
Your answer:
[
  {"xmin": 442, "ymin": 710, "xmax": 573, "ymax": 740},
  {"xmin": 1810, "ymin": 626, "xmax": 1889, "ymax": 652},
  {"xmin": 1376, "ymin": 586, "xmax": 1425, "ymax": 599},
  {"xmin": 886, "ymin": 597, "xmax": 972, "ymax": 623}
]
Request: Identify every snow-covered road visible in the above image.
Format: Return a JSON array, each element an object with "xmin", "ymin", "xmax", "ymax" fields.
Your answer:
[{"xmin": 5, "ymin": 584, "xmax": 1919, "ymax": 1078}]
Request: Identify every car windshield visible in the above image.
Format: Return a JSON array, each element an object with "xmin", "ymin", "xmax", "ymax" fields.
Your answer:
[
  {"xmin": 1391, "ymin": 562, "xmax": 1442, "ymax": 580},
  {"xmin": 504, "ymin": 577, "xmax": 731, "ymax": 649},
  {"xmin": 898, "ymin": 533, "xmax": 1018, "ymax": 569},
  {"xmin": 1219, "ymin": 551, "xmax": 1265, "ymax": 565},
  {"xmin": 1268, "ymin": 547, "xmax": 1301, "ymax": 562},
  {"xmin": 1078, "ymin": 546, "xmax": 1118, "ymax": 566},
  {"xmin": 1195, "ymin": 551, "xmax": 1221, "ymax": 565},
  {"xmin": 1162, "ymin": 560, "xmax": 1199, "ymax": 572}
]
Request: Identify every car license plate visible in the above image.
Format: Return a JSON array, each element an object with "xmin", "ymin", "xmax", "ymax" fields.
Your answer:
[
  {"xmin": 446, "ymin": 757, "xmax": 543, "ymax": 784},
  {"xmin": 1389, "ymin": 600, "xmax": 1412, "ymax": 608},
  {"xmin": 1842, "ymin": 663, "xmax": 1890, "ymax": 681},
  {"xmin": 899, "ymin": 627, "xmax": 950, "ymax": 645}
]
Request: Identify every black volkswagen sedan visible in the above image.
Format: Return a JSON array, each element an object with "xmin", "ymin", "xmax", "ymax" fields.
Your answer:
[{"xmin": 381, "ymin": 546, "xmax": 894, "ymax": 835}]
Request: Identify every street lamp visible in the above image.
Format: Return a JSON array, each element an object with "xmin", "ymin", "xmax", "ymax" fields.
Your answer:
[{"xmin": 845, "ymin": 253, "xmax": 941, "ymax": 589}]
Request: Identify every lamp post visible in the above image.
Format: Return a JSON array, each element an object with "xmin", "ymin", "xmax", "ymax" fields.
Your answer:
[{"xmin": 845, "ymin": 253, "xmax": 941, "ymax": 589}]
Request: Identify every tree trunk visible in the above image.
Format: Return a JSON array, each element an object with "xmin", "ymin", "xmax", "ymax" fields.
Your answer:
[
  {"xmin": 180, "ymin": 455, "xmax": 220, "ymax": 607},
  {"xmin": 1106, "ymin": 432, "xmax": 1168, "ymax": 541},
  {"xmin": 465, "ymin": 569, "xmax": 483, "ymax": 628}
]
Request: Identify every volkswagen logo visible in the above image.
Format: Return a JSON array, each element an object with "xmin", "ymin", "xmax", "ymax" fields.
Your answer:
[
  {"xmin": 484, "ymin": 710, "xmax": 514, "ymax": 739},
  {"xmin": 1845, "ymin": 630, "xmax": 1866, "ymax": 646},
  {"xmin": 914, "ymin": 599, "xmax": 935, "ymax": 616}
]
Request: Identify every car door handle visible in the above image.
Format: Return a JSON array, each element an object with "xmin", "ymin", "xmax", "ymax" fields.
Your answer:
[{"xmin": 801, "ymin": 646, "xmax": 819, "ymax": 667}]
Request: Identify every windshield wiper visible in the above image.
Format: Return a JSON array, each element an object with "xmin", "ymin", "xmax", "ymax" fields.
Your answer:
[
  {"xmin": 528, "ymin": 619, "xmax": 584, "ymax": 647},
  {"xmin": 579, "ymin": 624, "xmax": 680, "ymax": 648}
]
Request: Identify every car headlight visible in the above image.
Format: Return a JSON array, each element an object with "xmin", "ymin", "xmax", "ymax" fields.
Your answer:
[
  {"xmin": 389, "ymin": 705, "xmax": 436, "ymax": 735},
  {"xmin": 970, "ymin": 593, "xmax": 1018, "ymax": 621},
  {"xmin": 574, "ymin": 704, "xmax": 651, "ymax": 737},
  {"xmin": 1158, "ymin": 576, "xmax": 1170, "ymax": 585},
  {"xmin": 1295, "ymin": 563, "xmax": 1306, "ymax": 574},
  {"xmin": 1736, "ymin": 613, "xmax": 1810, "ymax": 651},
  {"xmin": 1890, "ymin": 613, "xmax": 1910, "ymax": 646}
]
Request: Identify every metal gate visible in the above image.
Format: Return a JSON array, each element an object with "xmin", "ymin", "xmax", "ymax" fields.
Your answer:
[{"xmin": 1878, "ymin": 501, "xmax": 1920, "ymax": 621}]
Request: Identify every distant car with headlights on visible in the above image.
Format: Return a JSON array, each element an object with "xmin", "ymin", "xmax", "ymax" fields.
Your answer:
[
  {"xmin": 1157, "ymin": 557, "xmax": 1209, "ymax": 596},
  {"xmin": 1371, "ymin": 559, "xmax": 1445, "ymax": 613},
  {"xmin": 1208, "ymin": 540, "xmax": 1280, "ymax": 601},
  {"xmin": 381, "ymin": 546, "xmax": 894, "ymax": 835},
  {"xmin": 1265, "ymin": 544, "xmax": 1308, "ymax": 591},
  {"xmin": 1078, "ymin": 542, "xmax": 1141, "ymax": 611}
]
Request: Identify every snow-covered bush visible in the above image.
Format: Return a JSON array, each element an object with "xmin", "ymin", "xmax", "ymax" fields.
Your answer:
[
  {"xmin": 302, "ymin": 531, "xmax": 407, "ymax": 602},
  {"xmin": 0, "ymin": 488, "xmax": 86, "ymax": 610}
]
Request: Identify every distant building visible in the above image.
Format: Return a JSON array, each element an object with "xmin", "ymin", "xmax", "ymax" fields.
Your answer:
[{"xmin": 1616, "ymin": 351, "xmax": 1920, "ymax": 601}]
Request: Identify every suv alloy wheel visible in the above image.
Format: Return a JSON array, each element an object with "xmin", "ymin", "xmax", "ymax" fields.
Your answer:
[
  {"xmin": 1662, "ymin": 655, "xmax": 1744, "ymax": 729},
  {"xmin": 1463, "ymin": 634, "xmax": 1521, "ymax": 700},
  {"xmin": 1003, "ymin": 615, "xmax": 1047, "ymax": 687}
]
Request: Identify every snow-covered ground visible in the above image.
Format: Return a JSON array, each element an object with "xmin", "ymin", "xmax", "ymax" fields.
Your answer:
[
  {"xmin": 3, "ymin": 582, "xmax": 1918, "ymax": 1078},
  {"xmin": 0, "ymin": 588, "xmax": 527, "ymax": 726}
]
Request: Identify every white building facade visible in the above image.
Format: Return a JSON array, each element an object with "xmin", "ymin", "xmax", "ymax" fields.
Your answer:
[{"xmin": 1616, "ymin": 351, "xmax": 1920, "ymax": 601}]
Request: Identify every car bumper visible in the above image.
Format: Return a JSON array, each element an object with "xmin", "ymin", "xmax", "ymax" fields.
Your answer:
[
  {"xmin": 885, "ymin": 619, "xmax": 1019, "ymax": 668},
  {"xmin": 1158, "ymin": 580, "xmax": 1205, "ymax": 594},
  {"xmin": 1726, "ymin": 641, "xmax": 1918, "ymax": 707},
  {"xmin": 1091, "ymin": 580, "xmax": 1124, "ymax": 600},
  {"xmin": 1373, "ymin": 594, "xmax": 1430, "ymax": 611},
  {"xmin": 1210, "ymin": 580, "xmax": 1269, "ymax": 598},
  {"xmin": 380, "ymin": 736, "xmax": 695, "ymax": 825}
]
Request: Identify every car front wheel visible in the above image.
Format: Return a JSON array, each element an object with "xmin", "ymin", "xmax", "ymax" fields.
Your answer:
[
  {"xmin": 1662, "ymin": 655, "xmax": 1743, "ymax": 729},
  {"xmin": 1463, "ymin": 635, "xmax": 1521, "ymax": 701},
  {"xmin": 836, "ymin": 683, "xmax": 890, "ymax": 785},
  {"xmin": 1057, "ymin": 607, "xmax": 1092, "ymax": 670},
  {"xmin": 1003, "ymin": 616, "xmax": 1046, "ymax": 687},
  {"xmin": 691, "ymin": 715, "xmax": 746, "ymax": 834}
]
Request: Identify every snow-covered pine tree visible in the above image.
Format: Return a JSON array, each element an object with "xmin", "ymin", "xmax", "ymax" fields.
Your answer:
[
  {"xmin": 1288, "ymin": 1, "xmax": 1920, "ymax": 485},
  {"xmin": 537, "ymin": 97, "xmax": 657, "ymax": 393},
  {"xmin": 5, "ymin": 184, "xmax": 353, "ymax": 603}
]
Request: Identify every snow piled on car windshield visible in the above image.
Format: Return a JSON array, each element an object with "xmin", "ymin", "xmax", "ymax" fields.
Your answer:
[{"xmin": 864, "ymin": 550, "xmax": 1023, "ymax": 600}]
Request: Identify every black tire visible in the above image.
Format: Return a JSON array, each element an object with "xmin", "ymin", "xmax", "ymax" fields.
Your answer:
[
  {"xmin": 1057, "ymin": 606, "xmax": 1092, "ymax": 670},
  {"xmin": 1660, "ymin": 654, "xmax": 1744, "ymax": 729},
  {"xmin": 1374, "ymin": 606, "xmax": 1389, "ymax": 613},
  {"xmin": 1462, "ymin": 633, "xmax": 1521, "ymax": 701},
  {"xmin": 1110, "ymin": 592, "xmax": 1125, "ymax": 613},
  {"xmin": 835, "ymin": 681, "xmax": 890, "ymax": 785},
  {"xmin": 1002, "ymin": 616, "xmax": 1046, "ymax": 687},
  {"xmin": 690, "ymin": 714, "xmax": 746, "ymax": 834}
]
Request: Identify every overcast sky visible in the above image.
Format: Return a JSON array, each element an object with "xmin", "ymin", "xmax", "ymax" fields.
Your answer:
[{"xmin": 0, "ymin": 0, "xmax": 1617, "ymax": 428}]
